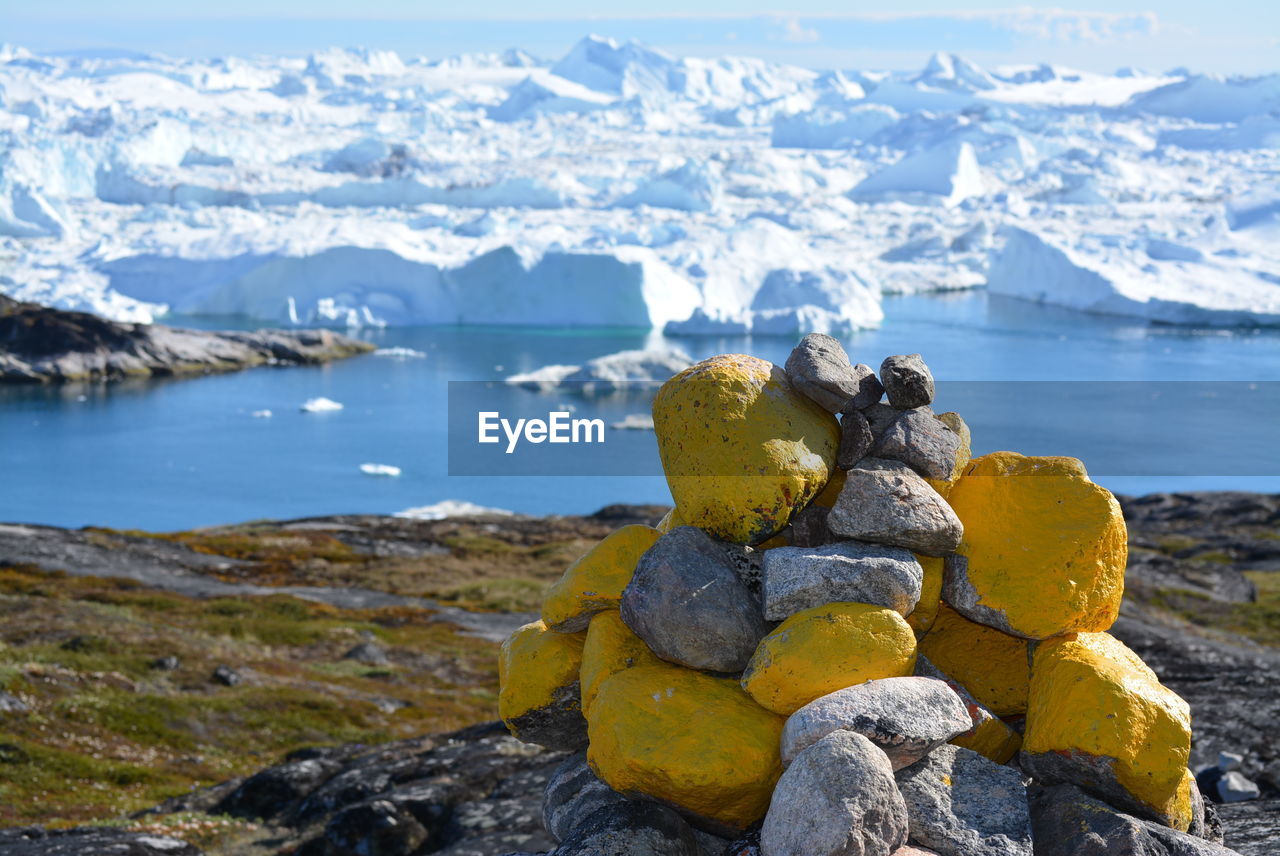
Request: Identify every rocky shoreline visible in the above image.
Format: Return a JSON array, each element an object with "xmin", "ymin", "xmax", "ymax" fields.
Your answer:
[
  {"xmin": 0, "ymin": 295, "xmax": 373, "ymax": 383},
  {"xmin": 0, "ymin": 493, "xmax": 1276, "ymax": 855}
]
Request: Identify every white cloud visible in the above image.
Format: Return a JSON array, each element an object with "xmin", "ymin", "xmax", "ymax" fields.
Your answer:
[
  {"xmin": 988, "ymin": 7, "xmax": 1159, "ymax": 43},
  {"xmin": 777, "ymin": 16, "xmax": 820, "ymax": 43}
]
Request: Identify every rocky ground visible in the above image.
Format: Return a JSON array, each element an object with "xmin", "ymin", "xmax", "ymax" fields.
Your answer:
[
  {"xmin": 0, "ymin": 494, "xmax": 1276, "ymax": 854},
  {"xmin": 0, "ymin": 294, "xmax": 373, "ymax": 383}
]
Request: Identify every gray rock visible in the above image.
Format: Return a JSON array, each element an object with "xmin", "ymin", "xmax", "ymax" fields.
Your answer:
[
  {"xmin": 894, "ymin": 744, "xmax": 1032, "ymax": 856},
  {"xmin": 785, "ymin": 334, "xmax": 881, "ymax": 413},
  {"xmin": 781, "ymin": 677, "xmax": 973, "ymax": 770},
  {"xmin": 871, "ymin": 409, "xmax": 961, "ymax": 480},
  {"xmin": 542, "ymin": 753, "xmax": 628, "ymax": 842},
  {"xmin": 620, "ymin": 526, "xmax": 769, "ymax": 673},
  {"xmin": 761, "ymin": 730, "xmax": 908, "ymax": 856},
  {"xmin": 860, "ymin": 403, "xmax": 903, "ymax": 438},
  {"xmin": 1218, "ymin": 771, "xmax": 1260, "ymax": 803},
  {"xmin": 554, "ymin": 801, "xmax": 701, "ymax": 856},
  {"xmin": 912, "ymin": 656, "xmax": 1004, "ymax": 744},
  {"xmin": 692, "ymin": 828, "xmax": 733, "ymax": 856},
  {"xmin": 1028, "ymin": 783, "xmax": 1242, "ymax": 856},
  {"xmin": 504, "ymin": 679, "xmax": 588, "ymax": 752},
  {"xmin": 1020, "ymin": 748, "xmax": 1174, "ymax": 826},
  {"xmin": 789, "ymin": 505, "xmax": 835, "ymax": 548},
  {"xmin": 212, "ymin": 664, "xmax": 242, "ymax": 686},
  {"xmin": 324, "ymin": 797, "xmax": 434, "ymax": 856},
  {"xmin": 218, "ymin": 756, "xmax": 344, "ymax": 819},
  {"xmin": 762, "ymin": 541, "xmax": 923, "ymax": 620},
  {"xmin": 0, "ymin": 691, "xmax": 29, "ymax": 713},
  {"xmin": 880, "ymin": 354, "xmax": 934, "ymax": 409},
  {"xmin": 827, "ymin": 459, "xmax": 963, "ymax": 556},
  {"xmin": 344, "ymin": 641, "xmax": 390, "ymax": 665},
  {"xmin": 838, "ymin": 409, "xmax": 875, "ymax": 469},
  {"xmin": 718, "ymin": 542, "xmax": 765, "ymax": 595},
  {"xmin": 941, "ymin": 554, "xmax": 1032, "ymax": 638},
  {"xmin": 1218, "ymin": 752, "xmax": 1244, "ymax": 772},
  {"xmin": 0, "ymin": 827, "xmax": 203, "ymax": 856}
]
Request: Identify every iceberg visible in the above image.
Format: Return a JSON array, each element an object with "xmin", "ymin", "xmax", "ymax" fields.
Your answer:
[
  {"xmin": 508, "ymin": 348, "xmax": 692, "ymax": 395},
  {"xmin": 395, "ymin": 500, "xmax": 515, "ymax": 520},
  {"xmin": 360, "ymin": 463, "xmax": 402, "ymax": 477},
  {"xmin": 300, "ymin": 397, "xmax": 344, "ymax": 412},
  {"xmin": 849, "ymin": 141, "xmax": 986, "ymax": 207}
]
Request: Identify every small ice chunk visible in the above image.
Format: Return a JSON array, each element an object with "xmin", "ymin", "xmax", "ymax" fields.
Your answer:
[
  {"xmin": 373, "ymin": 347, "xmax": 426, "ymax": 359},
  {"xmin": 300, "ymin": 397, "xmax": 344, "ymax": 412},
  {"xmin": 360, "ymin": 463, "xmax": 402, "ymax": 477},
  {"xmin": 395, "ymin": 500, "xmax": 515, "ymax": 520},
  {"xmin": 611, "ymin": 413, "xmax": 655, "ymax": 430},
  {"xmin": 252, "ymin": 409, "xmax": 273, "ymax": 418}
]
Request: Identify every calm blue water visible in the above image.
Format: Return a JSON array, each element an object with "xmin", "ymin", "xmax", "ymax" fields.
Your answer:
[{"xmin": 3, "ymin": 291, "xmax": 1279, "ymax": 531}]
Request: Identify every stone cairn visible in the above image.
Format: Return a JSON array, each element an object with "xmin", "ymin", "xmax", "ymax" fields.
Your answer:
[{"xmin": 498, "ymin": 335, "xmax": 1236, "ymax": 856}]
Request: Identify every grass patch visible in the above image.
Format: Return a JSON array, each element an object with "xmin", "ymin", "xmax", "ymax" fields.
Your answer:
[
  {"xmin": 1155, "ymin": 535, "xmax": 1202, "ymax": 555},
  {"xmin": 1150, "ymin": 571, "xmax": 1280, "ymax": 647},
  {"xmin": 437, "ymin": 577, "xmax": 550, "ymax": 612},
  {"xmin": 0, "ymin": 564, "xmax": 500, "ymax": 827}
]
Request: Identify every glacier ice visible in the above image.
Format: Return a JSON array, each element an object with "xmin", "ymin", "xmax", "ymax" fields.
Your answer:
[{"xmin": 0, "ymin": 36, "xmax": 1277, "ymax": 329}]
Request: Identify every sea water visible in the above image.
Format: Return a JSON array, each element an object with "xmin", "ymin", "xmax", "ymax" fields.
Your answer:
[{"xmin": 3, "ymin": 292, "xmax": 1279, "ymax": 531}]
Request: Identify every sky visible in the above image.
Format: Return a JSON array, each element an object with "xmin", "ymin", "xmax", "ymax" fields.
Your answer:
[{"xmin": 3, "ymin": 1, "xmax": 1278, "ymax": 74}]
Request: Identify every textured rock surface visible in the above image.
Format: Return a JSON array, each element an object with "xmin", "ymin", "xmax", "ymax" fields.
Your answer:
[
  {"xmin": 541, "ymin": 525, "xmax": 661, "ymax": 632},
  {"xmin": 553, "ymin": 801, "xmax": 702, "ymax": 856},
  {"xmin": 879, "ymin": 354, "xmax": 934, "ymax": 409},
  {"xmin": 761, "ymin": 731, "xmax": 909, "ymax": 856},
  {"xmin": 542, "ymin": 753, "xmax": 629, "ymax": 843},
  {"xmin": 784, "ymin": 333, "xmax": 880, "ymax": 413},
  {"xmin": 827, "ymin": 458, "xmax": 963, "ymax": 556},
  {"xmin": 895, "ymin": 744, "xmax": 1033, "ymax": 856},
  {"xmin": 0, "ymin": 828, "xmax": 203, "ymax": 855},
  {"xmin": 498, "ymin": 620, "xmax": 588, "ymax": 751},
  {"xmin": 1029, "ymin": 783, "xmax": 1242, "ymax": 856},
  {"xmin": 586, "ymin": 663, "xmax": 783, "ymax": 832},
  {"xmin": 905, "ymin": 555, "xmax": 944, "ymax": 637},
  {"xmin": 871, "ymin": 409, "xmax": 961, "ymax": 480},
  {"xmin": 838, "ymin": 408, "xmax": 875, "ymax": 469},
  {"xmin": 652, "ymin": 353, "xmax": 839, "ymax": 544},
  {"xmin": 742, "ymin": 602, "xmax": 917, "ymax": 715},
  {"xmin": 781, "ymin": 677, "xmax": 972, "ymax": 769},
  {"xmin": 620, "ymin": 526, "xmax": 768, "ymax": 672},
  {"xmin": 0, "ymin": 293, "xmax": 373, "ymax": 384},
  {"xmin": 788, "ymin": 504, "xmax": 835, "ymax": 547},
  {"xmin": 944, "ymin": 452, "xmax": 1127, "ymax": 639},
  {"xmin": 912, "ymin": 655, "xmax": 1022, "ymax": 764},
  {"xmin": 1022, "ymin": 632, "xmax": 1194, "ymax": 830},
  {"xmin": 916, "ymin": 603, "xmax": 1031, "ymax": 717},
  {"xmin": 762, "ymin": 541, "xmax": 923, "ymax": 620},
  {"xmin": 578, "ymin": 610, "xmax": 663, "ymax": 715}
]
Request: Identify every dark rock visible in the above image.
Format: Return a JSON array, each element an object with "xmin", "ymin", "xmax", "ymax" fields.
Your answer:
[
  {"xmin": 837, "ymin": 408, "xmax": 875, "ymax": 469},
  {"xmin": 880, "ymin": 354, "xmax": 934, "ymax": 409},
  {"xmin": 895, "ymin": 744, "xmax": 1032, "ymax": 856},
  {"xmin": 324, "ymin": 797, "xmax": 434, "ymax": 856},
  {"xmin": 784, "ymin": 334, "xmax": 881, "ymax": 413},
  {"xmin": 554, "ymin": 801, "xmax": 702, "ymax": 856},
  {"xmin": 1216, "ymin": 799, "xmax": 1280, "ymax": 855},
  {"xmin": 827, "ymin": 458, "xmax": 963, "ymax": 556},
  {"xmin": 761, "ymin": 730, "xmax": 908, "ymax": 856},
  {"xmin": 149, "ymin": 655, "xmax": 180, "ymax": 671},
  {"xmin": 542, "ymin": 752, "xmax": 629, "ymax": 842},
  {"xmin": 781, "ymin": 677, "xmax": 972, "ymax": 770},
  {"xmin": 211, "ymin": 665, "xmax": 242, "ymax": 686},
  {"xmin": 216, "ymin": 756, "xmax": 344, "ymax": 819},
  {"xmin": 0, "ymin": 826, "xmax": 202, "ymax": 855},
  {"xmin": 0, "ymin": 691, "xmax": 29, "ymax": 713},
  {"xmin": 871, "ymin": 409, "xmax": 961, "ymax": 480},
  {"xmin": 762, "ymin": 540, "xmax": 922, "ymax": 620},
  {"xmin": 1028, "ymin": 783, "xmax": 1242, "ymax": 856},
  {"xmin": 788, "ymin": 506, "xmax": 834, "ymax": 548},
  {"xmin": 0, "ymin": 294, "xmax": 373, "ymax": 384},
  {"xmin": 620, "ymin": 526, "xmax": 769, "ymax": 672},
  {"xmin": 722, "ymin": 829, "xmax": 762, "ymax": 856}
]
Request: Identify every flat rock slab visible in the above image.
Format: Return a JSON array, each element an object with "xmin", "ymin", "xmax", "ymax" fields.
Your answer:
[
  {"xmin": 621, "ymin": 526, "xmax": 768, "ymax": 672},
  {"xmin": 782, "ymin": 677, "xmax": 973, "ymax": 770},
  {"xmin": 763, "ymin": 541, "xmax": 923, "ymax": 620},
  {"xmin": 894, "ymin": 744, "xmax": 1032, "ymax": 856},
  {"xmin": 762, "ymin": 730, "xmax": 909, "ymax": 856},
  {"xmin": 1029, "ymin": 783, "xmax": 1242, "ymax": 856},
  {"xmin": 828, "ymin": 458, "xmax": 963, "ymax": 556}
]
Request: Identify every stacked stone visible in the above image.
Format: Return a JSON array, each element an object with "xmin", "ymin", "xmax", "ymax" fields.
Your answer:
[{"xmin": 497, "ymin": 336, "xmax": 1238, "ymax": 856}]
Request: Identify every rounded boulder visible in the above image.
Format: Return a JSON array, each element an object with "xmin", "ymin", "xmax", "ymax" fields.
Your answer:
[
  {"xmin": 498, "ymin": 620, "xmax": 588, "ymax": 750},
  {"xmin": 652, "ymin": 354, "xmax": 839, "ymax": 545},
  {"xmin": 542, "ymin": 525, "xmax": 661, "ymax": 633}
]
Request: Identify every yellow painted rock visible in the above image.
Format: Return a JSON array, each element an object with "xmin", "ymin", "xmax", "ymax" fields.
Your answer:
[
  {"xmin": 917, "ymin": 603, "xmax": 1030, "ymax": 717},
  {"xmin": 943, "ymin": 452, "xmax": 1127, "ymax": 640},
  {"xmin": 1021, "ymin": 632, "xmax": 1193, "ymax": 830},
  {"xmin": 742, "ymin": 602, "xmax": 916, "ymax": 715},
  {"xmin": 578, "ymin": 609, "xmax": 663, "ymax": 715},
  {"xmin": 541, "ymin": 525, "xmax": 661, "ymax": 633},
  {"xmin": 498, "ymin": 620, "xmax": 587, "ymax": 750},
  {"xmin": 588, "ymin": 663, "xmax": 784, "ymax": 831},
  {"xmin": 925, "ymin": 411, "xmax": 972, "ymax": 498},
  {"xmin": 812, "ymin": 466, "xmax": 846, "ymax": 508},
  {"xmin": 906, "ymin": 554, "xmax": 944, "ymax": 637},
  {"xmin": 652, "ymin": 354, "xmax": 839, "ymax": 545}
]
